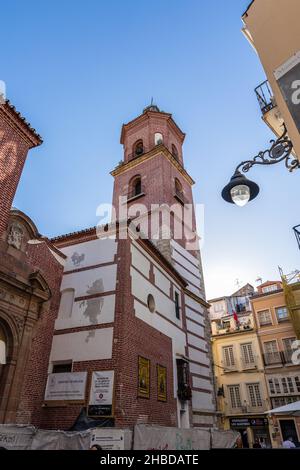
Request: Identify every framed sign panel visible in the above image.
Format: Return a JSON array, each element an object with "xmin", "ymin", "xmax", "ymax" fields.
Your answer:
[
  {"xmin": 88, "ymin": 370, "xmax": 114, "ymax": 417},
  {"xmin": 138, "ymin": 356, "xmax": 150, "ymax": 399},
  {"xmin": 44, "ymin": 372, "xmax": 87, "ymax": 403},
  {"xmin": 157, "ymin": 365, "xmax": 167, "ymax": 402}
]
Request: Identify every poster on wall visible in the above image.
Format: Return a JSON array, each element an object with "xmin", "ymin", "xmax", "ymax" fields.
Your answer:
[
  {"xmin": 138, "ymin": 356, "xmax": 150, "ymax": 399},
  {"xmin": 157, "ymin": 365, "xmax": 167, "ymax": 402},
  {"xmin": 88, "ymin": 370, "xmax": 114, "ymax": 417},
  {"xmin": 44, "ymin": 372, "xmax": 87, "ymax": 402},
  {"xmin": 274, "ymin": 51, "xmax": 300, "ymax": 132}
]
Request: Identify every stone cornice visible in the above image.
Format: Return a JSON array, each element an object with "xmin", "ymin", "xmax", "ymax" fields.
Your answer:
[
  {"xmin": 0, "ymin": 100, "xmax": 43, "ymax": 148},
  {"xmin": 111, "ymin": 144, "xmax": 195, "ymax": 185}
]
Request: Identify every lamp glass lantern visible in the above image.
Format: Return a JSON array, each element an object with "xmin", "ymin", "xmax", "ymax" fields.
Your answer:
[{"xmin": 222, "ymin": 171, "xmax": 260, "ymax": 206}]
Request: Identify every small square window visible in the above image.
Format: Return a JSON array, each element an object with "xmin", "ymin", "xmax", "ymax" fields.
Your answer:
[{"xmin": 52, "ymin": 362, "xmax": 72, "ymax": 373}]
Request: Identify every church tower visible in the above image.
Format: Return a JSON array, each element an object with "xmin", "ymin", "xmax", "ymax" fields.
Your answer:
[
  {"xmin": 111, "ymin": 106, "xmax": 216, "ymax": 427},
  {"xmin": 111, "ymin": 104, "xmax": 206, "ymax": 299}
]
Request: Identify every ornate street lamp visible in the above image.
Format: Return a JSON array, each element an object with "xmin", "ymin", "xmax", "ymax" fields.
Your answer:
[{"xmin": 222, "ymin": 126, "xmax": 299, "ymax": 206}]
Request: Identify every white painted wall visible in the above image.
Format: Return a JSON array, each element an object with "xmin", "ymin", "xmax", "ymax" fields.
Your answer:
[
  {"xmin": 188, "ymin": 346, "xmax": 210, "ymax": 366},
  {"xmin": 131, "ymin": 267, "xmax": 182, "ymax": 328},
  {"xmin": 49, "ymin": 328, "xmax": 113, "ymax": 365},
  {"xmin": 131, "ymin": 244, "xmax": 150, "ymax": 278},
  {"xmin": 189, "ymin": 362, "xmax": 211, "ymax": 378},
  {"xmin": 61, "ymin": 264, "xmax": 117, "ymax": 298},
  {"xmin": 192, "ymin": 391, "xmax": 215, "ymax": 411},
  {"xmin": 192, "ymin": 376, "xmax": 213, "ymax": 391},
  {"xmin": 186, "ymin": 319, "xmax": 204, "ymax": 337},
  {"xmin": 185, "ymin": 296, "xmax": 204, "ymax": 314},
  {"xmin": 55, "ymin": 294, "xmax": 115, "ymax": 330},
  {"xmin": 187, "ymin": 333, "xmax": 208, "ymax": 351},
  {"xmin": 171, "ymin": 240, "xmax": 199, "ymax": 268},
  {"xmin": 62, "ymin": 238, "xmax": 117, "ymax": 271},
  {"xmin": 153, "ymin": 267, "xmax": 171, "ymax": 294}
]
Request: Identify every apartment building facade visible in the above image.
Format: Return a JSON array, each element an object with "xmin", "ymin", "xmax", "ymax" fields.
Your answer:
[
  {"xmin": 211, "ymin": 309, "xmax": 270, "ymax": 448},
  {"xmin": 251, "ymin": 280, "xmax": 300, "ymax": 447}
]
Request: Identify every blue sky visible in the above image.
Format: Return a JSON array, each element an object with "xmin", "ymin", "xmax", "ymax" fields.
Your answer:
[{"xmin": 2, "ymin": 0, "xmax": 299, "ymax": 298}]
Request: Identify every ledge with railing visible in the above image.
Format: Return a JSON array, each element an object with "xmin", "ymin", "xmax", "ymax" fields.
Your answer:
[
  {"xmin": 221, "ymin": 361, "xmax": 238, "ymax": 373},
  {"xmin": 225, "ymin": 403, "xmax": 267, "ymax": 415},
  {"xmin": 263, "ymin": 350, "xmax": 294, "ymax": 366},
  {"xmin": 255, "ymin": 80, "xmax": 276, "ymax": 115},
  {"xmin": 240, "ymin": 356, "xmax": 259, "ymax": 370}
]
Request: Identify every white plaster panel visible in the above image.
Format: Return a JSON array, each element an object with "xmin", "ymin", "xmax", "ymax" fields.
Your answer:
[
  {"xmin": 171, "ymin": 249, "xmax": 201, "ymax": 278},
  {"xmin": 173, "ymin": 261, "xmax": 201, "ymax": 287},
  {"xmin": 192, "ymin": 391, "xmax": 215, "ymax": 411},
  {"xmin": 186, "ymin": 320, "xmax": 205, "ymax": 337},
  {"xmin": 171, "ymin": 240, "xmax": 199, "ymax": 268},
  {"xmin": 193, "ymin": 414, "xmax": 214, "ymax": 425},
  {"xmin": 132, "ymin": 240, "xmax": 181, "ymax": 291},
  {"xmin": 131, "ymin": 267, "xmax": 182, "ymax": 327},
  {"xmin": 49, "ymin": 328, "xmax": 113, "ymax": 362},
  {"xmin": 185, "ymin": 305, "xmax": 204, "ymax": 325},
  {"xmin": 188, "ymin": 347, "xmax": 210, "ymax": 365},
  {"xmin": 186, "ymin": 284, "xmax": 201, "ymax": 297},
  {"xmin": 189, "ymin": 362, "xmax": 210, "ymax": 377},
  {"xmin": 131, "ymin": 244, "xmax": 150, "ymax": 278},
  {"xmin": 185, "ymin": 296, "xmax": 204, "ymax": 314},
  {"xmin": 187, "ymin": 333, "xmax": 208, "ymax": 351},
  {"xmin": 62, "ymin": 238, "xmax": 117, "ymax": 271},
  {"xmin": 61, "ymin": 265, "xmax": 117, "ymax": 298},
  {"xmin": 185, "ymin": 307, "xmax": 205, "ymax": 326},
  {"xmin": 55, "ymin": 294, "xmax": 115, "ymax": 330},
  {"xmin": 192, "ymin": 376, "xmax": 213, "ymax": 391},
  {"xmin": 153, "ymin": 267, "xmax": 171, "ymax": 294}
]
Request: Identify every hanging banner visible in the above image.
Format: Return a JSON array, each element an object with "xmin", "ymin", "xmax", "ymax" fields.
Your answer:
[
  {"xmin": 88, "ymin": 370, "xmax": 114, "ymax": 417},
  {"xmin": 44, "ymin": 372, "xmax": 87, "ymax": 402}
]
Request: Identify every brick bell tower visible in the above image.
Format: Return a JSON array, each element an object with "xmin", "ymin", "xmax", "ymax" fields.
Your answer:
[
  {"xmin": 0, "ymin": 100, "xmax": 42, "ymax": 237},
  {"xmin": 111, "ymin": 103, "xmax": 206, "ymax": 297},
  {"xmin": 111, "ymin": 106, "xmax": 216, "ymax": 425},
  {"xmin": 111, "ymin": 104, "xmax": 199, "ymax": 254}
]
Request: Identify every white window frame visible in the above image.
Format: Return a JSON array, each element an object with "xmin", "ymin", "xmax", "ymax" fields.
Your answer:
[{"xmin": 257, "ymin": 309, "xmax": 272, "ymax": 326}]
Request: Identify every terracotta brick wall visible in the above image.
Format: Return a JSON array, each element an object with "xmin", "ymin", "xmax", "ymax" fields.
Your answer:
[
  {"xmin": 15, "ymin": 242, "xmax": 64, "ymax": 426},
  {"xmin": 0, "ymin": 116, "xmax": 31, "ymax": 237}
]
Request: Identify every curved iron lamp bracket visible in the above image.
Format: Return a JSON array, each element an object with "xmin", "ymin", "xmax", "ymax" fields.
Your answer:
[{"xmin": 235, "ymin": 125, "xmax": 299, "ymax": 174}]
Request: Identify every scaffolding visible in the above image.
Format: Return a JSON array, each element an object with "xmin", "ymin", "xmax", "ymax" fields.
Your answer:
[{"xmin": 279, "ymin": 267, "xmax": 300, "ymax": 339}]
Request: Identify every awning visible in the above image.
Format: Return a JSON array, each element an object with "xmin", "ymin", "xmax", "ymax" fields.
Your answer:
[{"xmin": 265, "ymin": 400, "xmax": 300, "ymax": 416}]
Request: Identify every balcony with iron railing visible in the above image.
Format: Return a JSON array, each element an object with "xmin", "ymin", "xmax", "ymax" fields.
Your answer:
[
  {"xmin": 263, "ymin": 350, "xmax": 295, "ymax": 367},
  {"xmin": 240, "ymin": 355, "xmax": 259, "ymax": 370},
  {"xmin": 221, "ymin": 361, "xmax": 238, "ymax": 373},
  {"xmin": 225, "ymin": 402, "xmax": 267, "ymax": 416},
  {"xmin": 255, "ymin": 80, "xmax": 276, "ymax": 115}
]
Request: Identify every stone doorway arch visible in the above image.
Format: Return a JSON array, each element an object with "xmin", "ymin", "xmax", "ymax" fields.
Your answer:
[{"xmin": 0, "ymin": 313, "xmax": 19, "ymax": 422}]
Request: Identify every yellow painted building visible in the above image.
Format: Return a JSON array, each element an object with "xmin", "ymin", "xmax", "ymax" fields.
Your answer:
[
  {"xmin": 251, "ymin": 280, "xmax": 300, "ymax": 448},
  {"xmin": 211, "ymin": 310, "xmax": 271, "ymax": 448}
]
